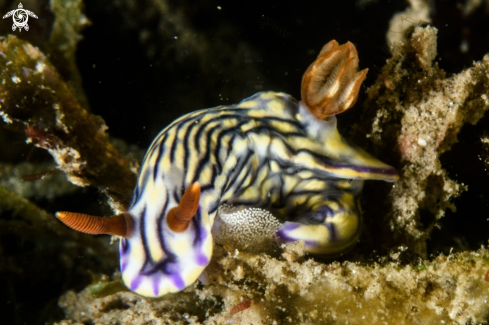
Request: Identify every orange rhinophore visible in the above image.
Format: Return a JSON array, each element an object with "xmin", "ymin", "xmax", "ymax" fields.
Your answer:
[
  {"xmin": 55, "ymin": 211, "xmax": 130, "ymax": 237},
  {"xmin": 301, "ymin": 40, "xmax": 368, "ymax": 120},
  {"xmin": 230, "ymin": 300, "xmax": 252, "ymax": 315},
  {"xmin": 485, "ymin": 270, "xmax": 489, "ymax": 282},
  {"xmin": 166, "ymin": 182, "xmax": 201, "ymax": 233}
]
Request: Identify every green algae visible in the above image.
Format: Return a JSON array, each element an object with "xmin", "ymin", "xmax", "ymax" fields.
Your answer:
[{"xmin": 90, "ymin": 280, "xmax": 129, "ymax": 299}]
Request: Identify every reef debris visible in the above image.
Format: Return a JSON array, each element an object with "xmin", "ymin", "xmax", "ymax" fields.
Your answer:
[
  {"xmin": 56, "ymin": 245, "xmax": 489, "ymax": 325},
  {"xmin": 353, "ymin": 25, "xmax": 489, "ymax": 256},
  {"xmin": 0, "ymin": 185, "xmax": 118, "ymax": 323},
  {"xmin": 0, "ymin": 35, "xmax": 137, "ymax": 211},
  {"xmin": 386, "ymin": 0, "xmax": 431, "ymax": 46},
  {"xmin": 0, "ymin": 161, "xmax": 78, "ymax": 200}
]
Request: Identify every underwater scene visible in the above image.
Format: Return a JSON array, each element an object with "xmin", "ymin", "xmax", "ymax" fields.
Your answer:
[{"xmin": 1, "ymin": 0, "xmax": 489, "ymax": 324}]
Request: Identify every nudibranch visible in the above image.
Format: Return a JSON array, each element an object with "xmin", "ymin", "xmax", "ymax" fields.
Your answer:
[{"xmin": 56, "ymin": 40, "xmax": 398, "ymax": 298}]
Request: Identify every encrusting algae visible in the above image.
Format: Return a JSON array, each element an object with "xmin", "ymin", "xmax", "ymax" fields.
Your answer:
[{"xmin": 0, "ymin": 35, "xmax": 138, "ymax": 211}]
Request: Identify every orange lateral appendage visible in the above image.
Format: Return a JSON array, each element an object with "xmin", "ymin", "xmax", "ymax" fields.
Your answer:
[
  {"xmin": 301, "ymin": 40, "xmax": 368, "ymax": 120},
  {"xmin": 166, "ymin": 182, "xmax": 201, "ymax": 233},
  {"xmin": 55, "ymin": 211, "xmax": 129, "ymax": 237}
]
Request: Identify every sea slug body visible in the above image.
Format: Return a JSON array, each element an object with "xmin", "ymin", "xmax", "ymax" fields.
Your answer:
[{"xmin": 56, "ymin": 40, "xmax": 398, "ymax": 298}]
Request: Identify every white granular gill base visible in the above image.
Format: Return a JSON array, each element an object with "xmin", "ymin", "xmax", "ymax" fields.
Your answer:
[{"xmin": 214, "ymin": 205, "xmax": 282, "ymax": 252}]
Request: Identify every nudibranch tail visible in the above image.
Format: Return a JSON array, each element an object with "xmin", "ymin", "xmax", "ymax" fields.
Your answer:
[
  {"xmin": 301, "ymin": 40, "xmax": 368, "ymax": 119},
  {"xmin": 167, "ymin": 182, "xmax": 201, "ymax": 233},
  {"xmin": 55, "ymin": 211, "xmax": 131, "ymax": 237},
  {"xmin": 275, "ymin": 194, "xmax": 362, "ymax": 255}
]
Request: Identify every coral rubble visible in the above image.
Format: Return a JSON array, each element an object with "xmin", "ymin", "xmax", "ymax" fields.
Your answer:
[
  {"xmin": 0, "ymin": 185, "xmax": 118, "ymax": 323},
  {"xmin": 0, "ymin": 33, "xmax": 134, "ymax": 323},
  {"xmin": 386, "ymin": 0, "xmax": 431, "ymax": 46},
  {"xmin": 56, "ymin": 246, "xmax": 489, "ymax": 325},
  {"xmin": 353, "ymin": 26, "xmax": 489, "ymax": 256}
]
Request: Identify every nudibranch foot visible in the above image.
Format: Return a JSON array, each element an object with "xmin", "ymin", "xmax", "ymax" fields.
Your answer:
[
  {"xmin": 275, "ymin": 196, "xmax": 362, "ymax": 256},
  {"xmin": 301, "ymin": 40, "xmax": 368, "ymax": 120}
]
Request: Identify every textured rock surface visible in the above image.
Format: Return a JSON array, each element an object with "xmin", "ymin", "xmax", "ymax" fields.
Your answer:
[
  {"xmin": 56, "ymin": 246, "xmax": 489, "ymax": 325},
  {"xmin": 353, "ymin": 26, "xmax": 489, "ymax": 256},
  {"xmin": 0, "ymin": 35, "xmax": 138, "ymax": 210}
]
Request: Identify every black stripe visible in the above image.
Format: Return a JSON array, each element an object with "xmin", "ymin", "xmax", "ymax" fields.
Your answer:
[
  {"xmin": 326, "ymin": 222, "xmax": 338, "ymax": 241},
  {"xmin": 224, "ymin": 133, "xmax": 237, "ymax": 163},
  {"xmin": 169, "ymin": 116, "xmax": 198, "ymax": 164},
  {"xmin": 276, "ymin": 139, "xmax": 340, "ymax": 170},
  {"xmin": 230, "ymin": 154, "xmax": 256, "ymax": 197},
  {"xmin": 154, "ymin": 192, "xmax": 176, "ymax": 274},
  {"xmin": 223, "ymin": 149, "xmax": 254, "ymax": 195},
  {"xmin": 191, "ymin": 123, "xmax": 222, "ymax": 184},
  {"xmin": 244, "ymin": 125, "xmax": 303, "ymax": 138},
  {"xmin": 228, "ymin": 196, "xmax": 263, "ymax": 207},
  {"xmin": 142, "ymin": 192, "xmax": 178, "ymax": 276},
  {"xmin": 143, "ymin": 131, "xmax": 166, "ymax": 164},
  {"xmin": 153, "ymin": 134, "xmax": 167, "ymax": 181},
  {"xmin": 173, "ymin": 188, "xmax": 180, "ymax": 203},
  {"xmin": 234, "ymin": 158, "xmax": 268, "ymax": 198},
  {"xmin": 191, "ymin": 118, "xmax": 248, "ymax": 185},
  {"xmin": 183, "ymin": 118, "xmax": 201, "ymax": 180},
  {"xmin": 208, "ymin": 200, "xmax": 219, "ymax": 215},
  {"xmin": 191, "ymin": 208, "xmax": 202, "ymax": 246},
  {"xmin": 286, "ymin": 189, "xmax": 329, "ymax": 196},
  {"xmin": 169, "ymin": 127, "xmax": 180, "ymax": 164},
  {"xmin": 193, "ymin": 114, "xmax": 243, "ymax": 154},
  {"xmin": 176, "ymin": 108, "xmax": 250, "ymax": 166},
  {"xmin": 130, "ymin": 167, "xmax": 151, "ymax": 208},
  {"xmin": 139, "ymin": 207, "xmax": 151, "ymax": 272},
  {"xmin": 213, "ymin": 123, "xmax": 247, "ymax": 173}
]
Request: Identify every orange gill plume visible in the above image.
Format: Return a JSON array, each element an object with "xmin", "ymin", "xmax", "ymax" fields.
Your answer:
[
  {"xmin": 166, "ymin": 182, "xmax": 201, "ymax": 233},
  {"xmin": 55, "ymin": 211, "xmax": 131, "ymax": 237},
  {"xmin": 301, "ymin": 40, "xmax": 368, "ymax": 120}
]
